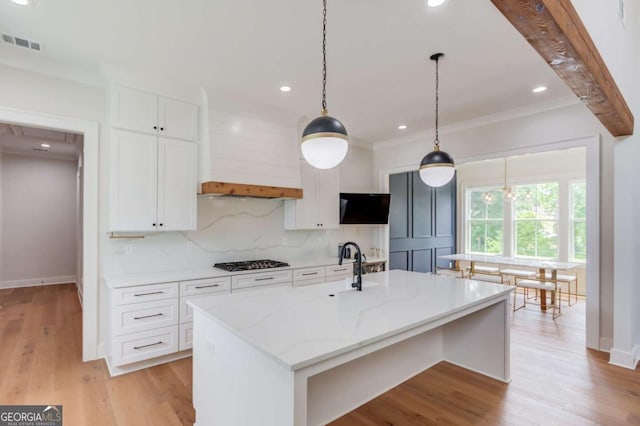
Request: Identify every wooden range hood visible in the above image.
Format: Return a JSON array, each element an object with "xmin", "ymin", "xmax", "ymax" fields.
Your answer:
[{"xmin": 200, "ymin": 181, "xmax": 303, "ymax": 199}]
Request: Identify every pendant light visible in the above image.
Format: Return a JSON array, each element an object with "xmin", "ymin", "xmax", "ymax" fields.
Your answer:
[
  {"xmin": 503, "ymin": 157, "xmax": 517, "ymax": 201},
  {"xmin": 419, "ymin": 53, "xmax": 455, "ymax": 187},
  {"xmin": 301, "ymin": 0, "xmax": 349, "ymax": 170}
]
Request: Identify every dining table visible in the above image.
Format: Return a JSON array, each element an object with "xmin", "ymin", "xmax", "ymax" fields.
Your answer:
[{"xmin": 438, "ymin": 253, "xmax": 582, "ymax": 312}]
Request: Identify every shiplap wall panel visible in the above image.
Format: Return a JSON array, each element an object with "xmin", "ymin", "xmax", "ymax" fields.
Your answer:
[{"xmin": 207, "ymin": 108, "xmax": 301, "ymax": 188}]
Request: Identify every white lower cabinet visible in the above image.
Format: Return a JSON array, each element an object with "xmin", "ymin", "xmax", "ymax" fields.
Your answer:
[
  {"xmin": 179, "ymin": 323, "xmax": 194, "ymax": 351},
  {"xmin": 107, "ymin": 261, "xmax": 357, "ymax": 373},
  {"xmin": 112, "ymin": 325, "xmax": 179, "ymax": 367}
]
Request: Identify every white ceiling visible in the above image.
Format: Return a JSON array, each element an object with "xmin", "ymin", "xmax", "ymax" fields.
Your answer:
[
  {"xmin": 0, "ymin": 123, "xmax": 82, "ymax": 160},
  {"xmin": 0, "ymin": 0, "xmax": 574, "ymax": 145}
]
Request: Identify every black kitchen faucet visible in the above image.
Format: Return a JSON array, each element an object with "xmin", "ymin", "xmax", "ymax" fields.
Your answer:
[{"xmin": 339, "ymin": 241, "xmax": 363, "ymax": 291}]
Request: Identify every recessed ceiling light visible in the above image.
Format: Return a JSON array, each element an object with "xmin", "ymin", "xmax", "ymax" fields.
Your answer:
[
  {"xmin": 427, "ymin": 0, "xmax": 447, "ymax": 7},
  {"xmin": 398, "ymin": 124, "xmax": 408, "ymax": 130},
  {"xmin": 10, "ymin": 0, "xmax": 31, "ymax": 5},
  {"xmin": 280, "ymin": 86, "xmax": 291, "ymax": 92},
  {"xmin": 40, "ymin": 143, "xmax": 50, "ymax": 148},
  {"xmin": 532, "ymin": 85, "xmax": 548, "ymax": 93}
]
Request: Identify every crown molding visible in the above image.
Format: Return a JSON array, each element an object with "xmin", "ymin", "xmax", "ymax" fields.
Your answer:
[{"xmin": 372, "ymin": 96, "xmax": 581, "ymax": 150}]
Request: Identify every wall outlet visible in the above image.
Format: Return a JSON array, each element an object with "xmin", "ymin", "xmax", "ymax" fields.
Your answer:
[{"xmin": 124, "ymin": 244, "xmax": 134, "ymax": 255}]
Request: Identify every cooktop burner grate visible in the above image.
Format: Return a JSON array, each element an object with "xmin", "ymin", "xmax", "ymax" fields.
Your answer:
[{"xmin": 213, "ymin": 259, "xmax": 290, "ymax": 272}]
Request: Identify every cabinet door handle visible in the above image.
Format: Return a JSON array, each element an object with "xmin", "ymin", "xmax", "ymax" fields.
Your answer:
[
  {"xmin": 153, "ymin": 126, "xmax": 158, "ymax": 130},
  {"xmin": 152, "ymin": 223, "xmax": 156, "ymax": 227},
  {"xmin": 333, "ymin": 268, "xmax": 349, "ymax": 272},
  {"xmin": 134, "ymin": 341, "xmax": 163, "ymax": 350},
  {"xmin": 195, "ymin": 284, "xmax": 220, "ymax": 289},
  {"xmin": 255, "ymin": 277, "xmax": 274, "ymax": 281},
  {"xmin": 159, "ymin": 223, "xmax": 164, "ymax": 227},
  {"xmin": 134, "ymin": 291, "xmax": 164, "ymax": 297},
  {"xmin": 160, "ymin": 127, "xmax": 165, "ymax": 131},
  {"xmin": 302, "ymin": 272, "xmax": 318, "ymax": 276},
  {"xmin": 133, "ymin": 313, "xmax": 164, "ymax": 320}
]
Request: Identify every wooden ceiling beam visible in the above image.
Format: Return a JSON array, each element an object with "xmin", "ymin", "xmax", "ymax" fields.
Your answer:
[{"xmin": 491, "ymin": 0, "xmax": 634, "ymax": 137}]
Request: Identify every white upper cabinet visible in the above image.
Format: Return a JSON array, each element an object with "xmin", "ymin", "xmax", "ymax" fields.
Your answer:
[
  {"xmin": 157, "ymin": 138, "xmax": 198, "ymax": 230},
  {"xmin": 158, "ymin": 97, "xmax": 199, "ymax": 141},
  {"xmin": 284, "ymin": 160, "xmax": 339, "ymax": 230},
  {"xmin": 112, "ymin": 86, "xmax": 198, "ymax": 141},
  {"xmin": 110, "ymin": 131, "xmax": 159, "ymax": 231},
  {"xmin": 109, "ymin": 85, "xmax": 199, "ymax": 232},
  {"xmin": 111, "ymin": 87, "xmax": 159, "ymax": 135}
]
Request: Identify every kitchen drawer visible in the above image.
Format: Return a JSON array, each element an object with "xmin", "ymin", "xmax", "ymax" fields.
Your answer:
[
  {"xmin": 179, "ymin": 323, "xmax": 193, "ymax": 351},
  {"xmin": 325, "ymin": 264, "xmax": 353, "ymax": 277},
  {"xmin": 231, "ymin": 269, "xmax": 292, "ymax": 291},
  {"xmin": 293, "ymin": 276, "xmax": 326, "ymax": 287},
  {"xmin": 180, "ymin": 292, "xmax": 226, "ymax": 323},
  {"xmin": 232, "ymin": 282, "xmax": 289, "ymax": 293},
  {"xmin": 292, "ymin": 266, "xmax": 325, "ymax": 282},
  {"xmin": 180, "ymin": 276, "xmax": 231, "ymax": 297},
  {"xmin": 112, "ymin": 282, "xmax": 178, "ymax": 306},
  {"xmin": 112, "ymin": 325, "xmax": 179, "ymax": 367},
  {"xmin": 113, "ymin": 298, "xmax": 179, "ymax": 336}
]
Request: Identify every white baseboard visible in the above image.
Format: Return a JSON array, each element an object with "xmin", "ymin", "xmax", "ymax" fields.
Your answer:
[
  {"xmin": 76, "ymin": 285, "xmax": 83, "ymax": 309},
  {"xmin": 104, "ymin": 350, "xmax": 192, "ymax": 377},
  {"xmin": 609, "ymin": 344, "xmax": 640, "ymax": 370},
  {"xmin": 599, "ymin": 337, "xmax": 613, "ymax": 352},
  {"xmin": 0, "ymin": 275, "xmax": 77, "ymax": 290}
]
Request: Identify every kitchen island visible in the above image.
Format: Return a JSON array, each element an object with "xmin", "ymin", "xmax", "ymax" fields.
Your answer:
[{"xmin": 189, "ymin": 270, "xmax": 513, "ymax": 426}]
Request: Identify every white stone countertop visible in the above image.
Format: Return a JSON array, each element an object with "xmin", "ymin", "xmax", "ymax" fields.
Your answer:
[
  {"xmin": 188, "ymin": 270, "xmax": 513, "ymax": 371},
  {"xmin": 103, "ymin": 257, "xmax": 362, "ymax": 288}
]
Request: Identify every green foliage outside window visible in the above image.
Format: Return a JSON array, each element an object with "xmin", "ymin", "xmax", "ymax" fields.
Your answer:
[
  {"xmin": 468, "ymin": 189, "xmax": 503, "ymax": 254},
  {"xmin": 571, "ymin": 182, "xmax": 587, "ymax": 261},
  {"xmin": 514, "ymin": 183, "xmax": 559, "ymax": 259}
]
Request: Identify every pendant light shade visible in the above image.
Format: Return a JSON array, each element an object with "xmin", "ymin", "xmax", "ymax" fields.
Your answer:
[
  {"xmin": 301, "ymin": 0, "xmax": 349, "ymax": 169},
  {"xmin": 419, "ymin": 53, "xmax": 455, "ymax": 187},
  {"xmin": 301, "ymin": 113, "xmax": 348, "ymax": 169}
]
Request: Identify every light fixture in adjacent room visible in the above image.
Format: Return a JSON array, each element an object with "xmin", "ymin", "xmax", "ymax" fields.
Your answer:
[
  {"xmin": 427, "ymin": 0, "xmax": 448, "ymax": 7},
  {"xmin": 40, "ymin": 143, "xmax": 50, "ymax": 148},
  {"xmin": 419, "ymin": 53, "xmax": 455, "ymax": 187},
  {"xmin": 280, "ymin": 86, "xmax": 292, "ymax": 93},
  {"xmin": 398, "ymin": 124, "xmax": 408, "ymax": 130},
  {"xmin": 503, "ymin": 157, "xmax": 517, "ymax": 201},
  {"xmin": 300, "ymin": 0, "xmax": 348, "ymax": 170},
  {"xmin": 532, "ymin": 85, "xmax": 547, "ymax": 93},
  {"xmin": 10, "ymin": 0, "xmax": 30, "ymax": 5}
]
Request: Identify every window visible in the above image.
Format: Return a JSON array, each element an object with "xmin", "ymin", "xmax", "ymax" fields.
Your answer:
[
  {"xmin": 467, "ymin": 188, "xmax": 504, "ymax": 254},
  {"xmin": 513, "ymin": 183, "xmax": 559, "ymax": 259},
  {"xmin": 570, "ymin": 181, "xmax": 587, "ymax": 261}
]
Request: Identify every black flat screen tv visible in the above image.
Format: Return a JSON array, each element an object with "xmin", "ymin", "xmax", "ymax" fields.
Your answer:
[{"xmin": 339, "ymin": 193, "xmax": 391, "ymax": 225}]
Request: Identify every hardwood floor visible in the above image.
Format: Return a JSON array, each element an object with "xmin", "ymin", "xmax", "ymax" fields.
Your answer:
[{"xmin": 1, "ymin": 284, "xmax": 639, "ymax": 425}]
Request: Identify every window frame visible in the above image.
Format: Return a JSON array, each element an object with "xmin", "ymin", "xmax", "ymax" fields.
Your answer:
[
  {"xmin": 465, "ymin": 186, "xmax": 505, "ymax": 256},
  {"xmin": 511, "ymin": 181, "xmax": 560, "ymax": 260},
  {"xmin": 569, "ymin": 180, "xmax": 587, "ymax": 263}
]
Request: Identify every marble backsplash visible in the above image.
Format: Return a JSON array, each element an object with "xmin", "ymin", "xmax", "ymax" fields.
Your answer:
[{"xmin": 103, "ymin": 197, "xmax": 382, "ymax": 276}]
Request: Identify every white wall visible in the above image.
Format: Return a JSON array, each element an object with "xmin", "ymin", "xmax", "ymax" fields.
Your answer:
[
  {"xmin": 0, "ymin": 153, "xmax": 77, "ymax": 287},
  {"xmin": 374, "ymin": 102, "xmax": 614, "ymax": 347},
  {"xmin": 571, "ymin": 0, "xmax": 640, "ymax": 368}
]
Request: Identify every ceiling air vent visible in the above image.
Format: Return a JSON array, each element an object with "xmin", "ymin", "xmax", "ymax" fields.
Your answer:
[{"xmin": 2, "ymin": 34, "xmax": 41, "ymax": 51}]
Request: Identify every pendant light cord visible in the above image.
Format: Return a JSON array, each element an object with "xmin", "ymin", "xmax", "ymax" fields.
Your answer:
[
  {"xmin": 321, "ymin": 0, "xmax": 328, "ymax": 114},
  {"xmin": 434, "ymin": 55, "xmax": 440, "ymax": 147}
]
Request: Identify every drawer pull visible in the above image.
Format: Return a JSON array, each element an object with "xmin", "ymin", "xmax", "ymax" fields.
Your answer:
[
  {"xmin": 133, "ymin": 341, "xmax": 163, "ymax": 350},
  {"xmin": 302, "ymin": 272, "xmax": 318, "ymax": 276},
  {"xmin": 134, "ymin": 313, "xmax": 164, "ymax": 320},
  {"xmin": 195, "ymin": 284, "xmax": 220, "ymax": 289},
  {"xmin": 255, "ymin": 277, "xmax": 274, "ymax": 281},
  {"xmin": 333, "ymin": 268, "xmax": 349, "ymax": 272},
  {"xmin": 134, "ymin": 291, "xmax": 164, "ymax": 297}
]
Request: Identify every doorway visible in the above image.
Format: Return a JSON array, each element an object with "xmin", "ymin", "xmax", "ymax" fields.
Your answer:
[{"xmin": 0, "ymin": 107, "xmax": 99, "ymax": 361}]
